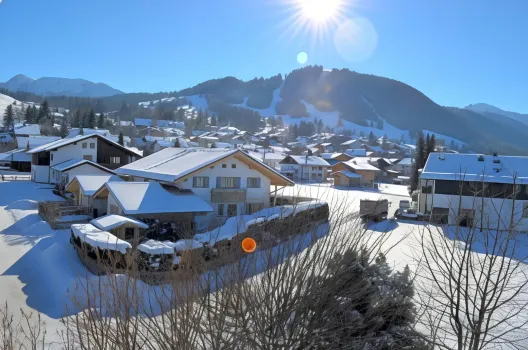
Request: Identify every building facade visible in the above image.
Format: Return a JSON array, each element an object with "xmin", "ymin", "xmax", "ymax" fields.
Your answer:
[{"xmin": 417, "ymin": 153, "xmax": 528, "ymax": 231}]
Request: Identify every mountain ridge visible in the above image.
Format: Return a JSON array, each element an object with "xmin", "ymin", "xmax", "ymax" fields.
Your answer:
[{"xmin": 0, "ymin": 74, "xmax": 124, "ymax": 98}]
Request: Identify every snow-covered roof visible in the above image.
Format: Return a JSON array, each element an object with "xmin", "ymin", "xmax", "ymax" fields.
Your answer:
[
  {"xmin": 421, "ymin": 153, "xmax": 528, "ymax": 184},
  {"xmin": 11, "ymin": 149, "xmax": 32, "ymax": 162},
  {"xmin": 281, "ymin": 155, "xmax": 331, "ymax": 167},
  {"xmin": 27, "ymin": 134, "xmax": 142, "ymax": 157},
  {"xmin": 134, "ymin": 118, "xmax": 152, "ymax": 127},
  {"xmin": 331, "ymin": 171, "xmax": 362, "ymax": 178},
  {"xmin": 395, "ymin": 158, "xmax": 413, "ymax": 166},
  {"xmin": 90, "ymin": 214, "xmax": 148, "ymax": 231},
  {"xmin": 319, "ymin": 153, "xmax": 351, "ymax": 160},
  {"xmin": 116, "ymin": 147, "xmax": 293, "ymax": 186},
  {"xmin": 341, "ymin": 139, "xmax": 359, "ymax": 146},
  {"xmin": 214, "ymin": 142, "xmax": 232, "ymax": 149},
  {"xmin": 67, "ymin": 128, "xmax": 110, "ymax": 138},
  {"xmin": 14, "ymin": 124, "xmax": 40, "ymax": 136},
  {"xmin": 16, "ymin": 135, "xmax": 61, "ymax": 149},
  {"xmin": 345, "ymin": 149, "xmax": 367, "ymax": 157},
  {"xmin": 343, "ymin": 160, "xmax": 381, "ymax": 172},
  {"xmin": 155, "ymin": 140, "xmax": 174, "ymax": 148},
  {"xmin": 119, "ymin": 121, "xmax": 133, "ymax": 126},
  {"xmin": 71, "ymin": 223, "xmax": 132, "ymax": 254},
  {"xmin": 138, "ymin": 239, "xmax": 174, "ymax": 255},
  {"xmin": 106, "ymin": 182, "xmax": 213, "ymax": 215},
  {"xmin": 163, "ymin": 239, "xmax": 203, "ymax": 252},
  {"xmin": 67, "ymin": 174, "xmax": 122, "ymax": 196},
  {"xmin": 51, "ymin": 159, "xmax": 114, "ymax": 174}
]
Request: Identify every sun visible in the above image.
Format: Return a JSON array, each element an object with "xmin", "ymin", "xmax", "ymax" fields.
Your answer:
[{"xmin": 299, "ymin": 0, "xmax": 343, "ymax": 23}]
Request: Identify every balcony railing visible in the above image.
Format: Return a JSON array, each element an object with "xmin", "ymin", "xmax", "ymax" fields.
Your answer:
[{"xmin": 211, "ymin": 188, "xmax": 246, "ymax": 203}]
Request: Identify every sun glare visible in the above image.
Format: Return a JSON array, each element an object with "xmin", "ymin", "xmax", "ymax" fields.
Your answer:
[{"xmin": 299, "ymin": 0, "xmax": 342, "ymax": 23}]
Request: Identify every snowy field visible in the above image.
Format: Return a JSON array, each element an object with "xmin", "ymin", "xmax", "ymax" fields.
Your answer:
[{"xmin": 0, "ymin": 180, "xmax": 527, "ymax": 348}]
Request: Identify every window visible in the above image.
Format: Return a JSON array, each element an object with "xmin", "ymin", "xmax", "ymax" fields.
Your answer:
[
  {"xmin": 90, "ymin": 143, "xmax": 95, "ymax": 149},
  {"xmin": 319, "ymin": 166, "xmax": 323, "ymax": 170},
  {"xmin": 222, "ymin": 164, "xmax": 227, "ymax": 168},
  {"xmin": 82, "ymin": 142, "xmax": 87, "ymax": 148},
  {"xmin": 231, "ymin": 164, "xmax": 236, "ymax": 168},
  {"xmin": 227, "ymin": 204, "xmax": 237, "ymax": 217},
  {"xmin": 245, "ymin": 203, "xmax": 264, "ymax": 214},
  {"xmin": 193, "ymin": 176, "xmax": 209, "ymax": 188},
  {"xmin": 218, "ymin": 204, "xmax": 224, "ymax": 216},
  {"xmin": 124, "ymin": 228, "xmax": 135, "ymax": 240},
  {"xmin": 110, "ymin": 157, "xmax": 121, "ymax": 164},
  {"xmin": 83, "ymin": 155, "xmax": 93, "ymax": 161},
  {"xmin": 216, "ymin": 177, "xmax": 240, "ymax": 188},
  {"xmin": 247, "ymin": 177, "xmax": 261, "ymax": 188},
  {"xmin": 523, "ymin": 204, "xmax": 528, "ymax": 218}
]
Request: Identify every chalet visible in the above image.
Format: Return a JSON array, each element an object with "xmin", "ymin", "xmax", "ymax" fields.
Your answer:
[
  {"xmin": 28, "ymin": 134, "xmax": 141, "ymax": 184},
  {"xmin": 315, "ymin": 142, "xmax": 334, "ymax": 153},
  {"xmin": 331, "ymin": 171, "xmax": 362, "ymax": 187},
  {"xmin": 319, "ymin": 153, "xmax": 353, "ymax": 166},
  {"xmin": 340, "ymin": 139, "xmax": 362, "ymax": 151},
  {"xmin": 331, "ymin": 159, "xmax": 381, "ymax": 187},
  {"xmin": 418, "ymin": 153, "xmax": 528, "ymax": 231},
  {"xmin": 391, "ymin": 158, "xmax": 413, "ymax": 177},
  {"xmin": 114, "ymin": 148, "xmax": 294, "ymax": 231},
  {"xmin": 279, "ymin": 155, "xmax": 331, "ymax": 182},
  {"xmin": 65, "ymin": 174, "xmax": 123, "ymax": 217}
]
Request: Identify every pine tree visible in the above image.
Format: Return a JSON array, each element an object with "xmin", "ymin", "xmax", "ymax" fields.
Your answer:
[
  {"xmin": 368, "ymin": 131, "xmax": 376, "ymax": 145},
  {"xmin": 97, "ymin": 113, "xmax": 105, "ymax": 129},
  {"xmin": 73, "ymin": 109, "xmax": 81, "ymax": 128},
  {"xmin": 38, "ymin": 100, "xmax": 50, "ymax": 121},
  {"xmin": 88, "ymin": 110, "xmax": 97, "ymax": 129},
  {"xmin": 410, "ymin": 131, "xmax": 425, "ymax": 192},
  {"xmin": 3, "ymin": 105, "xmax": 14, "ymax": 131},
  {"xmin": 210, "ymin": 142, "xmax": 216, "ymax": 148},
  {"xmin": 118, "ymin": 131, "xmax": 124, "ymax": 146},
  {"xmin": 174, "ymin": 138, "xmax": 180, "ymax": 148},
  {"xmin": 337, "ymin": 116, "xmax": 344, "ymax": 127},
  {"xmin": 210, "ymin": 115, "xmax": 217, "ymax": 126},
  {"xmin": 60, "ymin": 118, "xmax": 68, "ymax": 137},
  {"xmin": 293, "ymin": 124, "xmax": 298, "ymax": 138},
  {"xmin": 31, "ymin": 106, "xmax": 38, "ymax": 123},
  {"xmin": 25, "ymin": 107, "xmax": 33, "ymax": 124},
  {"xmin": 425, "ymin": 134, "xmax": 431, "ymax": 164}
]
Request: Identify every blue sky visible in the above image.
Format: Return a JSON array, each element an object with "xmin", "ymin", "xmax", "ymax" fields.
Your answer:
[{"xmin": 0, "ymin": 0, "xmax": 527, "ymax": 112}]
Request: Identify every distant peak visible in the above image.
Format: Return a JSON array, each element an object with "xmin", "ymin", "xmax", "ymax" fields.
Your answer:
[{"xmin": 7, "ymin": 74, "xmax": 34, "ymax": 83}]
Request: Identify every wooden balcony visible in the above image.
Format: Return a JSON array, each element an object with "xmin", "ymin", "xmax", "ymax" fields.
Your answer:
[{"xmin": 211, "ymin": 188, "xmax": 246, "ymax": 203}]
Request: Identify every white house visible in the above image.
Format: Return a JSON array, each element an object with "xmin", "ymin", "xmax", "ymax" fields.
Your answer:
[
  {"xmin": 51, "ymin": 159, "xmax": 115, "ymax": 185},
  {"xmin": 27, "ymin": 134, "xmax": 142, "ymax": 184},
  {"xmin": 114, "ymin": 148, "xmax": 294, "ymax": 231},
  {"xmin": 418, "ymin": 152, "xmax": 528, "ymax": 231},
  {"xmin": 279, "ymin": 155, "xmax": 331, "ymax": 182},
  {"xmin": 391, "ymin": 157, "xmax": 413, "ymax": 177}
]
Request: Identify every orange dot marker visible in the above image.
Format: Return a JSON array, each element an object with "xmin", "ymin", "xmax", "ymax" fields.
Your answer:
[{"xmin": 241, "ymin": 237, "xmax": 257, "ymax": 253}]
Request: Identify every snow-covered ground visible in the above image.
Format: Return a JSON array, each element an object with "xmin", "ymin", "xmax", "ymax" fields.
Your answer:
[{"xmin": 0, "ymin": 180, "xmax": 526, "ymax": 348}]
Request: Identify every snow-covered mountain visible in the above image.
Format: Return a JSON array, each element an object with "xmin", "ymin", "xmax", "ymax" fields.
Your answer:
[
  {"xmin": 465, "ymin": 103, "xmax": 528, "ymax": 126},
  {"xmin": 0, "ymin": 74, "xmax": 123, "ymax": 98}
]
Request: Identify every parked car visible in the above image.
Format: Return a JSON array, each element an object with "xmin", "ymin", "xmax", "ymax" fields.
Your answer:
[{"xmin": 359, "ymin": 199, "xmax": 389, "ymax": 222}]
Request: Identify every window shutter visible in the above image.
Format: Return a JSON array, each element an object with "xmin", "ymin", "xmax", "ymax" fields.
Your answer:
[{"xmin": 216, "ymin": 177, "xmax": 221, "ymax": 188}]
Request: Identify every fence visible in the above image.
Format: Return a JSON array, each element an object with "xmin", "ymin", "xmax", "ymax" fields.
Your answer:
[{"xmin": 0, "ymin": 174, "xmax": 31, "ymax": 181}]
